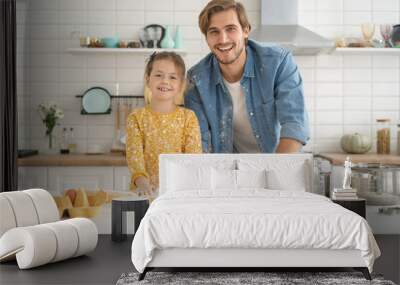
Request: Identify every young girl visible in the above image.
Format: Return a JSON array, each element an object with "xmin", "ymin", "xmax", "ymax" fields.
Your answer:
[{"xmin": 126, "ymin": 52, "xmax": 202, "ymax": 198}]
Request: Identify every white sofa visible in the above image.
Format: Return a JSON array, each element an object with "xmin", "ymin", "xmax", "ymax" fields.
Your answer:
[{"xmin": 0, "ymin": 189, "xmax": 98, "ymax": 269}]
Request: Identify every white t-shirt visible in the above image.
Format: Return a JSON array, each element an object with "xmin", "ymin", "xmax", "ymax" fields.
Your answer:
[{"xmin": 223, "ymin": 79, "xmax": 260, "ymax": 153}]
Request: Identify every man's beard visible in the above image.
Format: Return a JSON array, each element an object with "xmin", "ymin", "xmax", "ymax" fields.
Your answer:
[{"xmin": 214, "ymin": 44, "xmax": 244, "ymax": 65}]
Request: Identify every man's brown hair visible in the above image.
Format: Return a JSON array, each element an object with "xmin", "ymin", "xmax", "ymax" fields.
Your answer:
[{"xmin": 198, "ymin": 0, "xmax": 251, "ymax": 36}]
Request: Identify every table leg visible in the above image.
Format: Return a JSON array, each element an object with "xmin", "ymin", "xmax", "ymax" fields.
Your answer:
[
  {"xmin": 134, "ymin": 202, "xmax": 149, "ymax": 235},
  {"xmin": 112, "ymin": 202, "xmax": 126, "ymax": 242}
]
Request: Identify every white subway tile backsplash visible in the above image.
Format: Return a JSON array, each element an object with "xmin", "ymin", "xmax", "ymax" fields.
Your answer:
[
  {"xmin": 173, "ymin": 12, "xmax": 199, "ymax": 26},
  {"xmin": 59, "ymin": 11, "xmax": 86, "ymax": 25},
  {"xmin": 316, "ymin": 83, "xmax": 343, "ymax": 96},
  {"xmin": 115, "ymin": 25, "xmax": 142, "ymax": 40},
  {"xmin": 315, "ymin": 69, "xmax": 342, "ymax": 82},
  {"xmin": 343, "ymin": 55, "xmax": 372, "ymax": 68},
  {"xmin": 173, "ymin": 0, "xmax": 205, "ymax": 11},
  {"xmin": 145, "ymin": 0, "xmax": 173, "ymax": 11},
  {"xmin": 343, "ymin": 12, "xmax": 372, "ymax": 25},
  {"xmin": 316, "ymin": 97, "xmax": 344, "ymax": 110},
  {"xmin": 87, "ymin": 25, "xmax": 116, "ymax": 38},
  {"xmin": 372, "ymin": 97, "xmax": 399, "ymax": 111},
  {"xmin": 116, "ymin": 0, "xmax": 144, "ymax": 10},
  {"xmin": 30, "ymin": 25, "xmax": 59, "ymax": 40},
  {"xmin": 29, "ymin": 40, "xmax": 58, "ymax": 54},
  {"xmin": 298, "ymin": 0, "xmax": 316, "ymax": 11},
  {"xmin": 88, "ymin": 11, "xmax": 116, "ymax": 25},
  {"xmin": 88, "ymin": 126, "xmax": 115, "ymax": 139},
  {"xmin": 60, "ymin": 54, "xmax": 87, "ymax": 68},
  {"xmin": 181, "ymin": 26, "xmax": 203, "ymax": 40},
  {"xmin": 116, "ymin": 11, "xmax": 144, "ymax": 25},
  {"xmin": 372, "ymin": 56, "xmax": 400, "ymax": 68},
  {"xmin": 344, "ymin": 0, "xmax": 372, "ymax": 11},
  {"xmin": 30, "ymin": 68, "xmax": 59, "ymax": 83},
  {"xmin": 343, "ymin": 125, "xmax": 372, "ymax": 136},
  {"xmin": 29, "ymin": 11, "xmax": 59, "ymax": 25},
  {"xmin": 372, "ymin": 12, "xmax": 400, "ymax": 24},
  {"xmin": 88, "ymin": 0, "xmax": 115, "ymax": 11},
  {"xmin": 344, "ymin": 96, "xmax": 372, "ymax": 110},
  {"xmin": 59, "ymin": 0, "xmax": 87, "ymax": 11},
  {"xmin": 343, "ymin": 69, "xmax": 372, "ymax": 82},
  {"xmin": 316, "ymin": 55, "xmax": 343, "ymax": 68},
  {"xmin": 372, "ymin": 69, "xmax": 399, "ymax": 82},
  {"xmin": 317, "ymin": 0, "xmax": 343, "ymax": 11},
  {"xmin": 317, "ymin": 12, "xmax": 343, "ymax": 25},
  {"xmin": 372, "ymin": 83, "xmax": 399, "ymax": 96},
  {"xmin": 29, "ymin": 0, "xmax": 59, "ymax": 11},
  {"xmin": 116, "ymin": 68, "xmax": 143, "ymax": 83},
  {"xmin": 60, "ymin": 68, "xmax": 87, "ymax": 83},
  {"xmin": 87, "ymin": 55, "xmax": 116, "ymax": 68},
  {"xmin": 344, "ymin": 111, "xmax": 371, "ymax": 125},
  {"xmin": 343, "ymin": 83, "xmax": 372, "ymax": 96},
  {"xmin": 315, "ymin": 111, "xmax": 343, "ymax": 124},
  {"xmin": 144, "ymin": 11, "xmax": 174, "ymax": 25},
  {"xmin": 372, "ymin": 0, "xmax": 399, "ymax": 11},
  {"xmin": 116, "ymin": 55, "xmax": 145, "ymax": 69},
  {"xmin": 87, "ymin": 68, "xmax": 116, "ymax": 83},
  {"xmin": 315, "ymin": 126, "xmax": 343, "ymax": 139},
  {"xmin": 241, "ymin": 0, "xmax": 261, "ymax": 11}
]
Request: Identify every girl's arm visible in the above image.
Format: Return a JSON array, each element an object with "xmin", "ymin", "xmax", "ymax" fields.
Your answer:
[
  {"xmin": 125, "ymin": 113, "xmax": 149, "ymax": 188},
  {"xmin": 183, "ymin": 110, "xmax": 202, "ymax": 153}
]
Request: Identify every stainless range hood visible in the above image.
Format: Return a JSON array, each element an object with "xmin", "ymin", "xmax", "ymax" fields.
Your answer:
[{"xmin": 250, "ymin": 0, "xmax": 335, "ymax": 55}]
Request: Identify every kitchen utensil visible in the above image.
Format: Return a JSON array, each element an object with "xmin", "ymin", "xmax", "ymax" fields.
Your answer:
[
  {"xmin": 82, "ymin": 87, "xmax": 111, "ymax": 114},
  {"xmin": 351, "ymin": 164, "xmax": 400, "ymax": 206},
  {"xmin": 102, "ymin": 37, "xmax": 119, "ymax": 48},
  {"xmin": 140, "ymin": 24, "xmax": 166, "ymax": 48},
  {"xmin": 361, "ymin": 23, "xmax": 375, "ymax": 47},
  {"xmin": 380, "ymin": 24, "xmax": 393, "ymax": 47},
  {"xmin": 391, "ymin": 24, "xmax": 400, "ymax": 47}
]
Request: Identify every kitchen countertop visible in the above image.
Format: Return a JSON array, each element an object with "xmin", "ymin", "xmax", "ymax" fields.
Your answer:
[
  {"xmin": 19, "ymin": 152, "xmax": 400, "ymax": 167},
  {"xmin": 317, "ymin": 153, "xmax": 400, "ymax": 166},
  {"xmin": 18, "ymin": 153, "xmax": 127, "ymax": 166}
]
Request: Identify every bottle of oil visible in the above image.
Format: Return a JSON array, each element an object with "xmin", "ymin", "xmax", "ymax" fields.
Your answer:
[{"xmin": 68, "ymin": 127, "xmax": 77, "ymax": 154}]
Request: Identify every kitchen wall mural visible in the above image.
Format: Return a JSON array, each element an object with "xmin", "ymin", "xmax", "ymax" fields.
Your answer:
[{"xmin": 16, "ymin": 0, "xmax": 400, "ymax": 154}]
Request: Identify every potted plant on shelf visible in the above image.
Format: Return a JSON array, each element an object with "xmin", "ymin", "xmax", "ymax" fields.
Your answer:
[{"xmin": 37, "ymin": 103, "xmax": 64, "ymax": 152}]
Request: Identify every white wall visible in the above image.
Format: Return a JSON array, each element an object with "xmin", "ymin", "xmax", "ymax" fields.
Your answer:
[{"xmin": 16, "ymin": 0, "xmax": 400, "ymax": 154}]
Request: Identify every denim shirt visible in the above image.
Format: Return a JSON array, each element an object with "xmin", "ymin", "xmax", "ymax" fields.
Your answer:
[{"xmin": 185, "ymin": 39, "xmax": 310, "ymax": 153}]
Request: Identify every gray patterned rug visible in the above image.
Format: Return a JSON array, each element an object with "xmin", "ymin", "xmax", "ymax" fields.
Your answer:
[{"xmin": 116, "ymin": 271, "xmax": 396, "ymax": 285}]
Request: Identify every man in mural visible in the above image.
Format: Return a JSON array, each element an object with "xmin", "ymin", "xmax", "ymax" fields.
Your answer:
[{"xmin": 185, "ymin": 0, "xmax": 309, "ymax": 153}]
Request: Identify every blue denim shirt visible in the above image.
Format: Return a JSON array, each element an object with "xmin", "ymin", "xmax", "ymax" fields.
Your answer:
[{"xmin": 185, "ymin": 40, "xmax": 310, "ymax": 153}]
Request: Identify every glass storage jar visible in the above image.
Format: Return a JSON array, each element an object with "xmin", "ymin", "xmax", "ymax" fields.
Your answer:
[
  {"xmin": 376, "ymin": 118, "xmax": 391, "ymax": 154},
  {"xmin": 397, "ymin": 124, "xmax": 400, "ymax": 155}
]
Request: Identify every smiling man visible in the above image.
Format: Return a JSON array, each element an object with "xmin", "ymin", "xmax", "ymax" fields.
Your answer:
[{"xmin": 185, "ymin": 0, "xmax": 309, "ymax": 153}]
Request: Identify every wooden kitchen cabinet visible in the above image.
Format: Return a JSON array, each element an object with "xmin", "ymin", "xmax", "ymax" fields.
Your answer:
[{"xmin": 47, "ymin": 167, "xmax": 114, "ymax": 195}]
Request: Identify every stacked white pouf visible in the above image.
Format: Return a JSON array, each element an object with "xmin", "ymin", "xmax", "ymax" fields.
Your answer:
[{"xmin": 0, "ymin": 189, "xmax": 98, "ymax": 269}]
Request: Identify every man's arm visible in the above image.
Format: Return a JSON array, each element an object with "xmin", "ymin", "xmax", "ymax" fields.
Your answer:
[
  {"xmin": 275, "ymin": 138, "xmax": 302, "ymax": 153},
  {"xmin": 184, "ymin": 86, "xmax": 211, "ymax": 153},
  {"xmin": 274, "ymin": 51, "xmax": 310, "ymax": 148}
]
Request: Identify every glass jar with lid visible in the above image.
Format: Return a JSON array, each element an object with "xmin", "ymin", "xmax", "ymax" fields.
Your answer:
[
  {"xmin": 376, "ymin": 118, "xmax": 391, "ymax": 154},
  {"xmin": 397, "ymin": 123, "xmax": 400, "ymax": 155}
]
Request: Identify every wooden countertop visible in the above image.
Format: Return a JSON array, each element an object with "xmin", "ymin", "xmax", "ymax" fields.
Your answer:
[
  {"xmin": 19, "ymin": 152, "xmax": 400, "ymax": 167},
  {"xmin": 317, "ymin": 153, "xmax": 400, "ymax": 166},
  {"xmin": 18, "ymin": 153, "xmax": 127, "ymax": 167}
]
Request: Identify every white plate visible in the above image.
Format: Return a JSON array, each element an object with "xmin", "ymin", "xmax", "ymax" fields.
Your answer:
[{"xmin": 82, "ymin": 87, "xmax": 111, "ymax": 113}]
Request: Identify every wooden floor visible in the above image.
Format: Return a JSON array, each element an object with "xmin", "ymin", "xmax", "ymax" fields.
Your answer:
[{"xmin": 0, "ymin": 235, "xmax": 398, "ymax": 285}]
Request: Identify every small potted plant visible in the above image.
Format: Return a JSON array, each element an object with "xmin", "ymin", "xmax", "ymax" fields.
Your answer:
[{"xmin": 37, "ymin": 103, "xmax": 64, "ymax": 152}]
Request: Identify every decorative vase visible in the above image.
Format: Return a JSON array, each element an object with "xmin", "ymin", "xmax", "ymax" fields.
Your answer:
[
  {"xmin": 174, "ymin": 25, "xmax": 183, "ymax": 49},
  {"xmin": 160, "ymin": 25, "xmax": 175, "ymax": 49}
]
